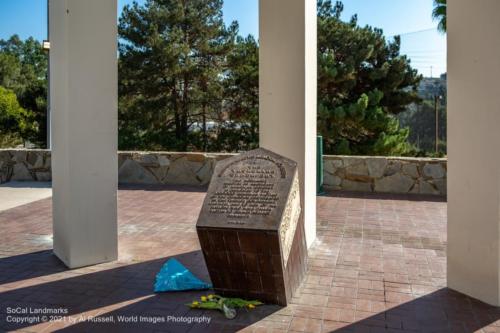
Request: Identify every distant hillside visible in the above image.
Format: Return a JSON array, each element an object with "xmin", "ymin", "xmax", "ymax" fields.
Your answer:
[
  {"xmin": 398, "ymin": 74, "xmax": 447, "ymax": 156},
  {"xmin": 418, "ymin": 74, "xmax": 447, "ymax": 100}
]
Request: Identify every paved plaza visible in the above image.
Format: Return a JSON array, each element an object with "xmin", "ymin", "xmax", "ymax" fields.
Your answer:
[
  {"xmin": 0, "ymin": 186, "xmax": 499, "ymax": 332},
  {"xmin": 0, "ymin": 182, "xmax": 52, "ymax": 213}
]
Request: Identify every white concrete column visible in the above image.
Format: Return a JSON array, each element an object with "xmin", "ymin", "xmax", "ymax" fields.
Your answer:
[
  {"xmin": 259, "ymin": 0, "xmax": 317, "ymax": 247},
  {"xmin": 50, "ymin": 0, "xmax": 118, "ymax": 268},
  {"xmin": 447, "ymin": 0, "xmax": 500, "ymax": 306}
]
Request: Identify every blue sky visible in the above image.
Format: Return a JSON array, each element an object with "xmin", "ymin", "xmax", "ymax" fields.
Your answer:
[{"xmin": 0, "ymin": 0, "xmax": 445, "ymax": 77}]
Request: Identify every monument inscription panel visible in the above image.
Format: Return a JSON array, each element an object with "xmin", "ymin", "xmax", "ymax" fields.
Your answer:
[{"xmin": 196, "ymin": 148, "xmax": 307, "ymax": 305}]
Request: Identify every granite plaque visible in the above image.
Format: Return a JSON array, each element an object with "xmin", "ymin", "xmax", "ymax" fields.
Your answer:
[{"xmin": 196, "ymin": 148, "xmax": 307, "ymax": 305}]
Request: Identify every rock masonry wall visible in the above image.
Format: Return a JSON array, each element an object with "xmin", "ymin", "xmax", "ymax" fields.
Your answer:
[{"xmin": 0, "ymin": 150, "xmax": 446, "ymax": 196}]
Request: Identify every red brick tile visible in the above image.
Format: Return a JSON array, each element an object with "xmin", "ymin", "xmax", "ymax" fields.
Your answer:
[
  {"xmin": 1, "ymin": 188, "xmax": 499, "ymax": 333},
  {"xmin": 338, "ymin": 308, "xmax": 356, "ymax": 323},
  {"xmin": 304, "ymin": 318, "xmax": 322, "ymax": 333},
  {"xmin": 289, "ymin": 316, "xmax": 307, "ymax": 332},
  {"xmin": 321, "ymin": 320, "xmax": 351, "ymax": 332}
]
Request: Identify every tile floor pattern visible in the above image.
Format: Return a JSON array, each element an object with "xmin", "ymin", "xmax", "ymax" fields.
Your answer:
[{"xmin": 0, "ymin": 186, "xmax": 499, "ymax": 332}]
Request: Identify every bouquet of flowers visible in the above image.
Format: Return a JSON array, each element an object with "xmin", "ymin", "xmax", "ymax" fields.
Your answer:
[{"xmin": 187, "ymin": 294, "xmax": 263, "ymax": 319}]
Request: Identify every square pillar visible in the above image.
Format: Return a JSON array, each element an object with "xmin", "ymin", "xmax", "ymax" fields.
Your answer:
[
  {"xmin": 50, "ymin": 0, "xmax": 118, "ymax": 268},
  {"xmin": 259, "ymin": 0, "xmax": 317, "ymax": 247},
  {"xmin": 447, "ymin": 0, "xmax": 500, "ymax": 305}
]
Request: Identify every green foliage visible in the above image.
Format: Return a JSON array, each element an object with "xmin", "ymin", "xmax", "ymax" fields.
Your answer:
[
  {"xmin": 216, "ymin": 35, "xmax": 259, "ymax": 152},
  {"xmin": 0, "ymin": 132, "xmax": 22, "ymax": 148},
  {"xmin": 398, "ymin": 76, "xmax": 447, "ymax": 156},
  {"xmin": 432, "ymin": 0, "xmax": 447, "ymax": 34},
  {"xmin": 187, "ymin": 294, "xmax": 262, "ymax": 319},
  {"xmin": 317, "ymin": 0, "xmax": 422, "ymax": 156},
  {"xmin": 0, "ymin": 35, "xmax": 47, "ymax": 147},
  {"xmin": 118, "ymin": 0, "xmax": 239, "ymax": 152},
  {"xmin": 0, "ymin": 2, "xmax": 429, "ymax": 156},
  {"xmin": 0, "ymin": 86, "xmax": 35, "ymax": 146},
  {"xmin": 119, "ymin": 0, "xmax": 421, "ymax": 156},
  {"xmin": 399, "ymin": 100, "xmax": 447, "ymax": 156}
]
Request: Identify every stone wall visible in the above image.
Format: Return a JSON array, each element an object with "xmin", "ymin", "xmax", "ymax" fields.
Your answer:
[
  {"xmin": 0, "ymin": 150, "xmax": 51, "ymax": 183},
  {"xmin": 117, "ymin": 151, "xmax": 233, "ymax": 186},
  {"xmin": 0, "ymin": 150, "xmax": 447, "ymax": 195},
  {"xmin": 0, "ymin": 149, "xmax": 235, "ymax": 186},
  {"xmin": 323, "ymin": 155, "xmax": 447, "ymax": 196}
]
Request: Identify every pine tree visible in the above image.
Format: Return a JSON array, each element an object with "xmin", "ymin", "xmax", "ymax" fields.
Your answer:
[
  {"xmin": 218, "ymin": 35, "xmax": 259, "ymax": 152},
  {"xmin": 317, "ymin": 0, "xmax": 421, "ymax": 156},
  {"xmin": 118, "ymin": 0, "xmax": 237, "ymax": 151}
]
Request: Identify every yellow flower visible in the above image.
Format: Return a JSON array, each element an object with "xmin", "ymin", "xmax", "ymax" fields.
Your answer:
[
  {"xmin": 207, "ymin": 294, "xmax": 215, "ymax": 300},
  {"xmin": 201, "ymin": 296, "xmax": 207, "ymax": 302},
  {"xmin": 247, "ymin": 304, "xmax": 255, "ymax": 309},
  {"xmin": 192, "ymin": 301, "xmax": 200, "ymax": 308}
]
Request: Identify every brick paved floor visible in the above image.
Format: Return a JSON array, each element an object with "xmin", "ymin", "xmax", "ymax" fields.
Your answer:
[{"xmin": 0, "ymin": 186, "xmax": 499, "ymax": 332}]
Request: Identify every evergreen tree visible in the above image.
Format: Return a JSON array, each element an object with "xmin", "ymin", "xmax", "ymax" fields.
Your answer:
[
  {"xmin": 218, "ymin": 35, "xmax": 259, "ymax": 152},
  {"xmin": 317, "ymin": 0, "xmax": 421, "ymax": 156},
  {"xmin": 118, "ymin": 0, "xmax": 424, "ymax": 155},
  {"xmin": 118, "ymin": 0, "xmax": 237, "ymax": 151}
]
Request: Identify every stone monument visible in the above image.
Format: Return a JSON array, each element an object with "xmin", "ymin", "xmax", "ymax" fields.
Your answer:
[{"xmin": 196, "ymin": 148, "xmax": 307, "ymax": 305}]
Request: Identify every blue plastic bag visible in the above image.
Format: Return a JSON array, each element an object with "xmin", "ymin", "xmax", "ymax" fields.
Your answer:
[{"xmin": 154, "ymin": 258, "xmax": 212, "ymax": 292}]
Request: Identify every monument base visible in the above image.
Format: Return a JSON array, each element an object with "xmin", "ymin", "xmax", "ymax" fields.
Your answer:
[
  {"xmin": 197, "ymin": 218, "xmax": 307, "ymax": 305},
  {"xmin": 196, "ymin": 148, "xmax": 308, "ymax": 306}
]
